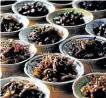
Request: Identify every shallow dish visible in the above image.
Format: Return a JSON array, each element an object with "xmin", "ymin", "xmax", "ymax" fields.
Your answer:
[
  {"xmin": 19, "ymin": 24, "xmax": 69, "ymax": 53},
  {"xmin": 12, "ymin": 0, "xmax": 55, "ymax": 20},
  {"xmin": 0, "ymin": 76, "xmax": 50, "ymax": 98},
  {"xmin": 0, "ymin": 13, "xmax": 29, "ymax": 36},
  {"xmin": 72, "ymin": 72, "xmax": 106, "ymax": 98},
  {"xmin": 46, "ymin": 8, "xmax": 93, "ymax": 36},
  {"xmin": 85, "ymin": 18, "xmax": 106, "ymax": 38},
  {"xmin": 1, "ymin": 40, "xmax": 36, "ymax": 71},
  {"xmin": 72, "ymin": 0, "xmax": 106, "ymax": 19},
  {"xmin": 24, "ymin": 53, "xmax": 84, "ymax": 85},
  {"xmin": 59, "ymin": 35, "xmax": 106, "ymax": 63}
]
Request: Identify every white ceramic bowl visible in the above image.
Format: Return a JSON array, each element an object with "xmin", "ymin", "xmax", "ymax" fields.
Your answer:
[
  {"xmin": 0, "ymin": 76, "xmax": 50, "ymax": 98},
  {"xmin": 1, "ymin": 40, "xmax": 36, "ymax": 71},
  {"xmin": 0, "ymin": 13, "xmax": 29, "ymax": 37},
  {"xmin": 19, "ymin": 24, "xmax": 69, "ymax": 53},
  {"xmin": 59, "ymin": 35, "xmax": 106, "ymax": 63},
  {"xmin": 72, "ymin": 72, "xmax": 106, "ymax": 98},
  {"xmin": 46, "ymin": 8, "xmax": 93, "ymax": 36},
  {"xmin": 24, "ymin": 53, "xmax": 84, "ymax": 85},
  {"xmin": 0, "ymin": 0, "xmax": 18, "ymax": 12},
  {"xmin": 85, "ymin": 18, "xmax": 106, "ymax": 38},
  {"xmin": 47, "ymin": 0, "xmax": 72, "ymax": 8},
  {"xmin": 12, "ymin": 0, "xmax": 55, "ymax": 20},
  {"xmin": 72, "ymin": 0, "xmax": 106, "ymax": 19}
]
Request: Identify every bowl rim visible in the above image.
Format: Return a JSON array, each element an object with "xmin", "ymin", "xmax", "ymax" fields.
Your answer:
[
  {"xmin": 72, "ymin": 72, "xmax": 106, "ymax": 98},
  {"xmin": 1, "ymin": 40, "xmax": 36, "ymax": 66},
  {"xmin": 46, "ymin": 8, "xmax": 94, "ymax": 28},
  {"xmin": 0, "ymin": 13, "xmax": 29, "ymax": 34},
  {"xmin": 19, "ymin": 23, "xmax": 69, "ymax": 47},
  {"xmin": 47, "ymin": 0, "xmax": 72, "ymax": 6},
  {"xmin": 85, "ymin": 18, "xmax": 106, "ymax": 37},
  {"xmin": 12, "ymin": 0, "xmax": 55, "ymax": 19},
  {"xmin": 24, "ymin": 53, "xmax": 84, "ymax": 85},
  {"xmin": 1, "ymin": 76, "xmax": 50, "ymax": 98},
  {"xmin": 59, "ymin": 35, "xmax": 106, "ymax": 61},
  {"xmin": 72, "ymin": 0, "xmax": 106, "ymax": 13},
  {"xmin": 0, "ymin": 0, "xmax": 17, "ymax": 8}
]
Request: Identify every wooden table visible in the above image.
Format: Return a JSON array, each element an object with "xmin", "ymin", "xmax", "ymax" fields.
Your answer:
[{"xmin": 1, "ymin": 7, "xmax": 106, "ymax": 98}]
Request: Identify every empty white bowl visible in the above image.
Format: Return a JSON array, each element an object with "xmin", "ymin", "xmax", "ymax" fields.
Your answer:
[
  {"xmin": 72, "ymin": 0, "xmax": 106, "ymax": 19},
  {"xmin": 1, "ymin": 76, "xmax": 50, "ymax": 98},
  {"xmin": 0, "ymin": 13, "xmax": 29, "ymax": 36},
  {"xmin": 19, "ymin": 24, "xmax": 69, "ymax": 53},
  {"xmin": 12, "ymin": 0, "xmax": 55, "ymax": 20}
]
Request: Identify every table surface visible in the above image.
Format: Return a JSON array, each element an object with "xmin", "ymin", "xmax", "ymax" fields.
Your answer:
[{"xmin": 1, "ymin": 7, "xmax": 106, "ymax": 98}]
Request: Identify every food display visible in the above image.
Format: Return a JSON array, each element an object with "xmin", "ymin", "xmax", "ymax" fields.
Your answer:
[
  {"xmin": 81, "ymin": 75, "xmax": 106, "ymax": 98},
  {"xmin": 49, "ymin": 1, "xmax": 72, "ymax": 4},
  {"xmin": 79, "ymin": 1, "xmax": 106, "ymax": 11},
  {"xmin": 53, "ymin": 11, "xmax": 85, "ymax": 26},
  {"xmin": 0, "ymin": 39, "xmax": 30, "ymax": 64},
  {"xmin": 67, "ymin": 37, "xmax": 106, "ymax": 59},
  {"xmin": 1, "ymin": 15, "xmax": 23, "ymax": 32},
  {"xmin": 18, "ymin": 1, "xmax": 49, "ymax": 17},
  {"xmin": 1, "ymin": 0, "xmax": 16, "ymax": 5},
  {"xmin": 93, "ymin": 23, "xmax": 106, "ymax": 38},
  {"xmin": 28, "ymin": 26, "xmax": 62, "ymax": 45},
  {"xmin": 1, "ymin": 79, "xmax": 45, "ymax": 98},
  {"xmin": 33, "ymin": 54, "xmax": 77, "ymax": 82}
]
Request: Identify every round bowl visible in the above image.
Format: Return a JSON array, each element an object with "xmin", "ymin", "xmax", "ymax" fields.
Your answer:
[
  {"xmin": 0, "ymin": 13, "xmax": 29, "ymax": 37},
  {"xmin": 59, "ymin": 35, "xmax": 106, "ymax": 63},
  {"xmin": 46, "ymin": 8, "xmax": 93, "ymax": 36},
  {"xmin": 72, "ymin": 0, "xmax": 106, "ymax": 19},
  {"xmin": 85, "ymin": 18, "xmax": 106, "ymax": 38},
  {"xmin": 72, "ymin": 72, "xmax": 106, "ymax": 98},
  {"xmin": 47, "ymin": 0, "xmax": 72, "ymax": 8},
  {"xmin": 1, "ymin": 76, "xmax": 50, "ymax": 98},
  {"xmin": 24, "ymin": 53, "xmax": 84, "ymax": 85},
  {"xmin": 19, "ymin": 24, "xmax": 69, "ymax": 53},
  {"xmin": 1, "ymin": 40, "xmax": 36, "ymax": 71},
  {"xmin": 12, "ymin": 0, "xmax": 55, "ymax": 20},
  {"xmin": 0, "ymin": 0, "xmax": 18, "ymax": 12}
]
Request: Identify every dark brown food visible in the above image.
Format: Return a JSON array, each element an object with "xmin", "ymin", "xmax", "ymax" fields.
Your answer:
[
  {"xmin": 67, "ymin": 37, "xmax": 106, "ymax": 59},
  {"xmin": 49, "ymin": 1, "xmax": 72, "ymax": 4},
  {"xmin": 18, "ymin": 1, "xmax": 48, "ymax": 17},
  {"xmin": 94, "ymin": 23, "xmax": 106, "ymax": 38},
  {"xmin": 0, "ymin": 39, "xmax": 30, "ymax": 64},
  {"xmin": 1, "ymin": 80, "xmax": 45, "ymax": 98},
  {"xmin": 33, "ymin": 54, "xmax": 77, "ymax": 82},
  {"xmin": 1, "ymin": 0, "xmax": 16, "ymax": 5},
  {"xmin": 81, "ymin": 75, "xmax": 106, "ymax": 98},
  {"xmin": 28, "ymin": 26, "xmax": 62, "ymax": 45},
  {"xmin": 1, "ymin": 15, "xmax": 23, "ymax": 32},
  {"xmin": 53, "ymin": 11, "xmax": 85, "ymax": 26},
  {"xmin": 79, "ymin": 1, "xmax": 106, "ymax": 11}
]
